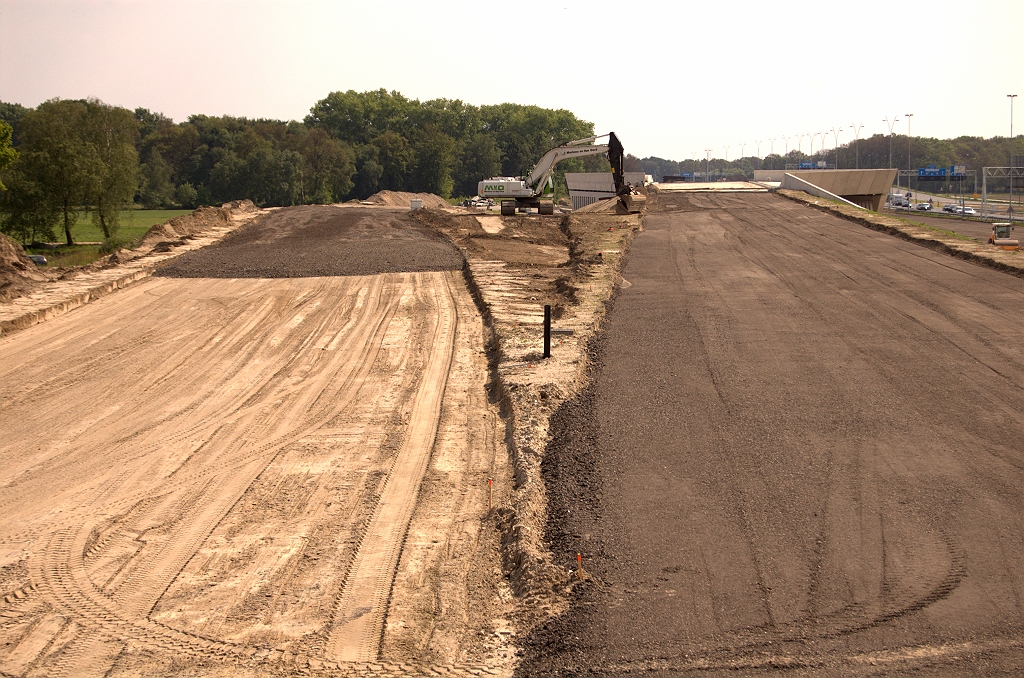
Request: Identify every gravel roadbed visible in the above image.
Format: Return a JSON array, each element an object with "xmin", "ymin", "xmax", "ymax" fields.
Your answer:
[{"xmin": 156, "ymin": 205, "xmax": 463, "ymax": 278}]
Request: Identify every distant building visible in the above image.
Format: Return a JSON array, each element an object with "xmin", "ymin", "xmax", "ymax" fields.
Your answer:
[{"xmin": 565, "ymin": 172, "xmax": 648, "ymax": 211}]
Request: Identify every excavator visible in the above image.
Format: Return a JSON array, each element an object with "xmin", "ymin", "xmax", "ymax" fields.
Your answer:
[
  {"xmin": 478, "ymin": 132, "xmax": 645, "ymax": 216},
  {"xmin": 988, "ymin": 222, "xmax": 1020, "ymax": 250}
]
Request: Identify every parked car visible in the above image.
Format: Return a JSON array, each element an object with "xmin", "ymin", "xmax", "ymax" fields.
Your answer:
[{"xmin": 27, "ymin": 254, "xmax": 47, "ymax": 266}]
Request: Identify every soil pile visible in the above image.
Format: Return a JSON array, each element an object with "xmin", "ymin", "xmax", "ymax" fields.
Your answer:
[
  {"xmin": 0, "ymin": 232, "xmax": 46, "ymax": 302},
  {"xmin": 364, "ymin": 190, "xmax": 450, "ymax": 209},
  {"xmin": 156, "ymin": 205, "xmax": 463, "ymax": 278},
  {"xmin": 136, "ymin": 200, "xmax": 255, "ymax": 251}
]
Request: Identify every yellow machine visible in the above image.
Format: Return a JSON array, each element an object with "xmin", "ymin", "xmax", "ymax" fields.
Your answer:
[{"xmin": 988, "ymin": 223, "xmax": 1020, "ymax": 251}]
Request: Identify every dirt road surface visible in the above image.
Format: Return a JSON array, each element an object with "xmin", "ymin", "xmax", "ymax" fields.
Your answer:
[
  {"xmin": 0, "ymin": 207, "xmax": 513, "ymax": 676},
  {"xmin": 521, "ymin": 192, "xmax": 1024, "ymax": 676}
]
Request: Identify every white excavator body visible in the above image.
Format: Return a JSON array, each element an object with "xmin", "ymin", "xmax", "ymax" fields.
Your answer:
[{"xmin": 478, "ymin": 133, "xmax": 643, "ymax": 215}]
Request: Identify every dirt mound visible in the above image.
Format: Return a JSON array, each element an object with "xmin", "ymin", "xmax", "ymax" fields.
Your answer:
[
  {"xmin": 0, "ymin": 232, "xmax": 46, "ymax": 302},
  {"xmin": 365, "ymin": 190, "xmax": 450, "ymax": 209},
  {"xmin": 221, "ymin": 199, "xmax": 259, "ymax": 213},
  {"xmin": 137, "ymin": 201, "xmax": 254, "ymax": 250},
  {"xmin": 97, "ymin": 200, "xmax": 257, "ymax": 267}
]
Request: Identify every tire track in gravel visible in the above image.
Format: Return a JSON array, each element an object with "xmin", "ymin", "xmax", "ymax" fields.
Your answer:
[
  {"xmin": 519, "ymin": 191, "xmax": 1024, "ymax": 676},
  {"xmin": 678, "ymin": 197, "xmax": 971, "ymax": 637}
]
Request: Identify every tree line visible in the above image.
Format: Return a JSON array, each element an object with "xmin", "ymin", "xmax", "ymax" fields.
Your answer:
[
  {"xmin": 0, "ymin": 90, "xmax": 602, "ymax": 245},
  {"xmin": 642, "ymin": 133, "xmax": 1022, "ymax": 192}
]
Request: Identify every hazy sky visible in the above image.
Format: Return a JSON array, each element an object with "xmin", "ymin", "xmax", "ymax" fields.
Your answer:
[{"xmin": 2, "ymin": 0, "xmax": 1022, "ymax": 161}]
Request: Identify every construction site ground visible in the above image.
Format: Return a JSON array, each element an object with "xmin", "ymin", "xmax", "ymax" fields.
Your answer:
[
  {"xmin": 3, "ymin": 188, "xmax": 1023, "ymax": 677},
  {"xmin": 0, "ymin": 202, "xmax": 635, "ymax": 677},
  {"xmin": 880, "ymin": 210, "xmax": 1011, "ymax": 243},
  {"xmin": 518, "ymin": 191, "xmax": 1024, "ymax": 676}
]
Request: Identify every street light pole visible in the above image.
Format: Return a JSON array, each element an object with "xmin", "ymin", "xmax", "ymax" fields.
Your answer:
[
  {"xmin": 1010, "ymin": 94, "xmax": 1017, "ymax": 221},
  {"xmin": 850, "ymin": 123, "xmax": 864, "ymax": 169},
  {"xmin": 705, "ymin": 148, "xmax": 712, "ymax": 183},
  {"xmin": 831, "ymin": 126, "xmax": 842, "ymax": 168},
  {"xmin": 884, "ymin": 116, "xmax": 900, "ymax": 192},
  {"xmin": 884, "ymin": 116, "xmax": 899, "ymax": 169},
  {"xmin": 905, "ymin": 113, "xmax": 914, "ymax": 200}
]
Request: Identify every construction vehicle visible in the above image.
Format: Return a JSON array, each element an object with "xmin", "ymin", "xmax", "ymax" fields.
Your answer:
[
  {"xmin": 478, "ymin": 132, "xmax": 645, "ymax": 216},
  {"xmin": 988, "ymin": 222, "xmax": 1021, "ymax": 250}
]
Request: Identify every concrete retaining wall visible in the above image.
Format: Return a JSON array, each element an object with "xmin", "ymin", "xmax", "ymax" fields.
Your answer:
[{"xmin": 755, "ymin": 169, "xmax": 897, "ymax": 210}]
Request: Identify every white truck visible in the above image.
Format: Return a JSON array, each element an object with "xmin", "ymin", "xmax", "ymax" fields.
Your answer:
[{"xmin": 478, "ymin": 132, "xmax": 644, "ymax": 216}]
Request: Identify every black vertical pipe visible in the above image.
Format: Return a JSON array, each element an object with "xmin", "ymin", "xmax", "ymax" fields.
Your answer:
[{"xmin": 543, "ymin": 305, "xmax": 551, "ymax": 358}]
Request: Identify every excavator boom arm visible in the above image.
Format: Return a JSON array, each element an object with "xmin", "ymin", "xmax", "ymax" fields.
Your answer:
[{"xmin": 524, "ymin": 133, "xmax": 614, "ymax": 194}]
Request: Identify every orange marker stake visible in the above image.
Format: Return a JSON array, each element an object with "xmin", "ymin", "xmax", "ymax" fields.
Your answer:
[
  {"xmin": 487, "ymin": 478, "xmax": 493, "ymax": 510},
  {"xmin": 576, "ymin": 552, "xmax": 588, "ymax": 581}
]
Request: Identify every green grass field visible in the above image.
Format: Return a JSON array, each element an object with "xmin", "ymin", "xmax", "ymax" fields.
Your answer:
[
  {"xmin": 69, "ymin": 209, "xmax": 193, "ymax": 243},
  {"xmin": 25, "ymin": 209, "xmax": 193, "ymax": 268}
]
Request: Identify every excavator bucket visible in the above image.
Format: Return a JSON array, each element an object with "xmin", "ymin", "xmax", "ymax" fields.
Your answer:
[
  {"xmin": 608, "ymin": 132, "xmax": 645, "ymax": 213},
  {"xmin": 621, "ymin": 189, "xmax": 646, "ymax": 213}
]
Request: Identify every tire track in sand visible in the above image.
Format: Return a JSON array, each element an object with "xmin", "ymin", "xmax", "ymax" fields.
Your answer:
[
  {"xmin": 325, "ymin": 273, "xmax": 458, "ymax": 663},
  {"xmin": 14, "ymin": 275, "xmax": 407, "ymax": 675}
]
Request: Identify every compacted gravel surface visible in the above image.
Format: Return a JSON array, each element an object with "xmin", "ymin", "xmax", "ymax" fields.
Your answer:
[
  {"xmin": 520, "ymin": 191, "xmax": 1024, "ymax": 676},
  {"xmin": 156, "ymin": 205, "xmax": 463, "ymax": 278}
]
